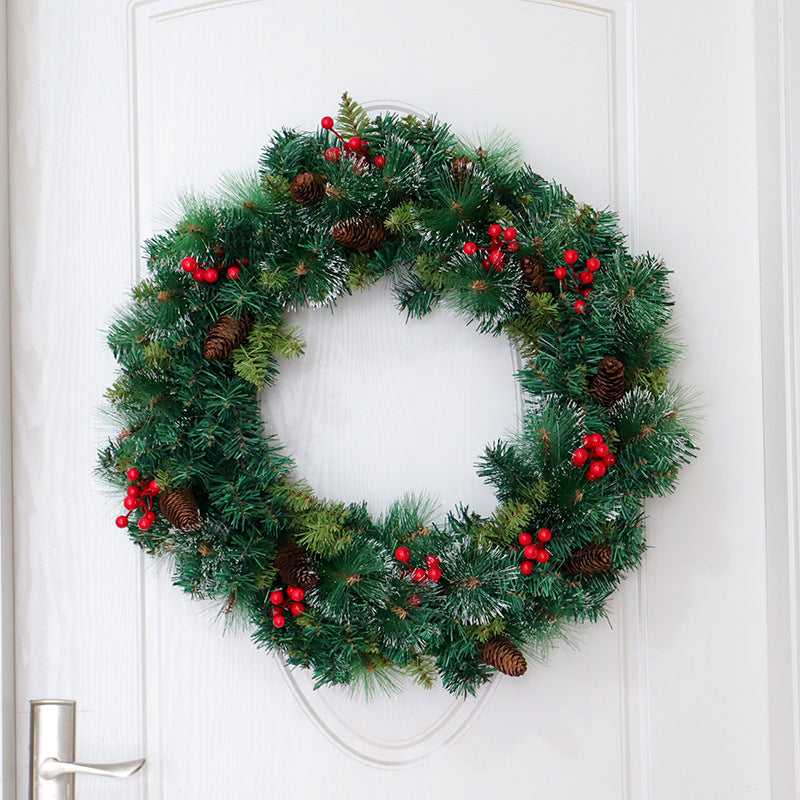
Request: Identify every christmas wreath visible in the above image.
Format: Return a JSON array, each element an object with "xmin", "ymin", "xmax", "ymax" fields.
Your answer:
[{"xmin": 100, "ymin": 94, "xmax": 696, "ymax": 696}]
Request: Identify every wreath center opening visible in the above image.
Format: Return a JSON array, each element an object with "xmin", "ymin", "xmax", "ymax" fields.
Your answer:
[{"xmin": 259, "ymin": 276, "xmax": 520, "ymax": 518}]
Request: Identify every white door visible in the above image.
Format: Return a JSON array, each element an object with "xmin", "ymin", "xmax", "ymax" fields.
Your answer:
[{"xmin": 7, "ymin": 0, "xmax": 799, "ymax": 798}]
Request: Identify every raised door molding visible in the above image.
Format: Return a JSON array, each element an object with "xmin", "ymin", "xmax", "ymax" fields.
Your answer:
[{"xmin": 128, "ymin": 0, "xmax": 647, "ymax": 779}]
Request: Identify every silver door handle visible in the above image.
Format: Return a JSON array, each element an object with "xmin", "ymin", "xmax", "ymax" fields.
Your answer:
[
  {"xmin": 38, "ymin": 757, "xmax": 145, "ymax": 780},
  {"xmin": 30, "ymin": 700, "xmax": 146, "ymax": 800}
]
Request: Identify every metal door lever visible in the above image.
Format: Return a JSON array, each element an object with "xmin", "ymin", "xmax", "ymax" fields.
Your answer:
[
  {"xmin": 30, "ymin": 700, "xmax": 146, "ymax": 800},
  {"xmin": 39, "ymin": 757, "xmax": 145, "ymax": 780}
]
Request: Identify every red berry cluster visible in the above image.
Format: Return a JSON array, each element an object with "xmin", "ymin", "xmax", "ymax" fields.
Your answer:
[
  {"xmin": 462, "ymin": 224, "xmax": 519, "ymax": 272},
  {"xmin": 269, "ymin": 586, "xmax": 307, "ymax": 629},
  {"xmin": 518, "ymin": 528, "xmax": 552, "ymax": 574},
  {"xmin": 572, "ymin": 433, "xmax": 616, "ymax": 481},
  {"xmin": 180, "ymin": 250, "xmax": 245, "ymax": 284},
  {"xmin": 554, "ymin": 250, "xmax": 601, "ymax": 314},
  {"xmin": 115, "ymin": 467, "xmax": 160, "ymax": 530},
  {"xmin": 394, "ymin": 546, "xmax": 442, "ymax": 583},
  {"xmin": 320, "ymin": 116, "xmax": 385, "ymax": 168}
]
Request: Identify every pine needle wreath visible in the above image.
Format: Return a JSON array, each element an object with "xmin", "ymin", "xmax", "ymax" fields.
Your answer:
[{"xmin": 99, "ymin": 94, "xmax": 697, "ymax": 696}]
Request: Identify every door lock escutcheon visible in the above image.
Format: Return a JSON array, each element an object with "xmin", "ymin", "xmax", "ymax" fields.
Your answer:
[{"xmin": 29, "ymin": 700, "xmax": 145, "ymax": 800}]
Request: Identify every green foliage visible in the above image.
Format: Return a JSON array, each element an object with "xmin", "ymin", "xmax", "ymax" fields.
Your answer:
[
  {"xmin": 336, "ymin": 91, "xmax": 369, "ymax": 138},
  {"xmin": 98, "ymin": 96, "xmax": 697, "ymax": 697},
  {"xmin": 232, "ymin": 319, "xmax": 305, "ymax": 387}
]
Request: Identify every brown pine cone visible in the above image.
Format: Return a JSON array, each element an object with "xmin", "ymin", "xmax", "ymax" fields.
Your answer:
[
  {"xmin": 289, "ymin": 172, "xmax": 326, "ymax": 205},
  {"xmin": 274, "ymin": 542, "xmax": 319, "ymax": 590},
  {"xmin": 480, "ymin": 635, "xmax": 527, "ymax": 677},
  {"xmin": 202, "ymin": 314, "xmax": 252, "ymax": 361},
  {"xmin": 450, "ymin": 156, "xmax": 474, "ymax": 184},
  {"xmin": 520, "ymin": 255, "xmax": 548, "ymax": 294},
  {"xmin": 332, "ymin": 216, "xmax": 388, "ymax": 251},
  {"xmin": 159, "ymin": 487, "xmax": 201, "ymax": 532},
  {"xmin": 563, "ymin": 544, "xmax": 613, "ymax": 577},
  {"xmin": 590, "ymin": 356, "xmax": 625, "ymax": 407}
]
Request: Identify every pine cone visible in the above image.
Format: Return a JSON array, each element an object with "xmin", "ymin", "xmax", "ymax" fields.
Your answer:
[
  {"xmin": 450, "ymin": 156, "xmax": 474, "ymax": 184},
  {"xmin": 275, "ymin": 542, "xmax": 319, "ymax": 590},
  {"xmin": 159, "ymin": 487, "xmax": 201, "ymax": 532},
  {"xmin": 563, "ymin": 544, "xmax": 613, "ymax": 577},
  {"xmin": 289, "ymin": 172, "xmax": 326, "ymax": 205},
  {"xmin": 520, "ymin": 255, "xmax": 548, "ymax": 294},
  {"xmin": 590, "ymin": 356, "xmax": 625, "ymax": 407},
  {"xmin": 480, "ymin": 635, "xmax": 527, "ymax": 677},
  {"xmin": 332, "ymin": 216, "xmax": 388, "ymax": 251},
  {"xmin": 203, "ymin": 314, "xmax": 252, "ymax": 361}
]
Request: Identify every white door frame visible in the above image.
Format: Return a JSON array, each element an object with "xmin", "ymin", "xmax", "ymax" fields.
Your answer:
[
  {"xmin": 0, "ymin": 0, "xmax": 15, "ymax": 796},
  {"xmin": 755, "ymin": 1, "xmax": 800, "ymax": 797},
  {"xmin": 0, "ymin": 2, "xmax": 798, "ymax": 798}
]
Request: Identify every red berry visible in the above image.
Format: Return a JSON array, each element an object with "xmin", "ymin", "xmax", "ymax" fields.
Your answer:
[
  {"xmin": 595, "ymin": 443, "xmax": 610, "ymax": 458},
  {"xmin": 325, "ymin": 147, "xmax": 341, "ymax": 162},
  {"xmin": 144, "ymin": 510, "xmax": 156, "ymax": 523},
  {"xmin": 488, "ymin": 223, "xmax": 502, "ymax": 238},
  {"xmin": 115, "ymin": 515, "xmax": 129, "ymax": 528},
  {"xmin": 564, "ymin": 249, "xmax": 579, "ymax": 265},
  {"xmin": 124, "ymin": 496, "xmax": 138, "ymax": 511},
  {"xmin": 520, "ymin": 560, "xmax": 534, "ymax": 575},
  {"xmin": 290, "ymin": 603, "xmax": 305, "ymax": 616},
  {"xmin": 586, "ymin": 257, "xmax": 601, "ymax": 271},
  {"xmin": 193, "ymin": 268, "xmax": 206, "ymax": 282},
  {"xmin": 506, "ymin": 240, "xmax": 520, "ymax": 252},
  {"xmin": 537, "ymin": 528, "xmax": 552, "ymax": 543},
  {"xmin": 482, "ymin": 259, "xmax": 491, "ymax": 271},
  {"xmin": 523, "ymin": 545, "xmax": 538, "ymax": 559},
  {"xmin": 574, "ymin": 300, "xmax": 586, "ymax": 313},
  {"xmin": 348, "ymin": 136, "xmax": 362, "ymax": 151},
  {"xmin": 226, "ymin": 266, "xmax": 241, "ymax": 281},
  {"xmin": 374, "ymin": 155, "xmax": 386, "ymax": 168},
  {"xmin": 212, "ymin": 245, "xmax": 225, "ymax": 255},
  {"xmin": 148, "ymin": 479, "xmax": 160, "ymax": 492},
  {"xmin": 127, "ymin": 485, "xmax": 140, "ymax": 497},
  {"xmin": 204, "ymin": 267, "xmax": 219, "ymax": 283},
  {"xmin": 270, "ymin": 606, "xmax": 282, "ymax": 617},
  {"xmin": 587, "ymin": 473, "xmax": 599, "ymax": 482},
  {"xmin": 582, "ymin": 288, "xmax": 591, "ymax": 298},
  {"xmin": 535, "ymin": 549, "xmax": 550, "ymax": 563},
  {"xmin": 270, "ymin": 590, "xmax": 284, "ymax": 605},
  {"xmin": 238, "ymin": 258, "xmax": 248, "ymax": 265},
  {"xmin": 288, "ymin": 586, "xmax": 305, "ymax": 602},
  {"xmin": 555, "ymin": 267, "xmax": 567, "ymax": 280},
  {"xmin": 126, "ymin": 467, "xmax": 140, "ymax": 481},
  {"xmin": 587, "ymin": 434, "xmax": 604, "ymax": 448},
  {"xmin": 273, "ymin": 615, "xmax": 286, "ymax": 628},
  {"xmin": 412, "ymin": 567, "xmax": 427, "ymax": 583},
  {"xmin": 572, "ymin": 448, "xmax": 589, "ymax": 466},
  {"xmin": 493, "ymin": 263, "xmax": 503, "ymax": 274},
  {"xmin": 489, "ymin": 249, "xmax": 504, "ymax": 266},
  {"xmin": 427, "ymin": 566, "xmax": 442, "ymax": 582},
  {"xmin": 409, "ymin": 594, "xmax": 421, "ymax": 607},
  {"xmin": 395, "ymin": 546, "xmax": 411, "ymax": 563},
  {"xmin": 518, "ymin": 532, "xmax": 533, "ymax": 546},
  {"xmin": 579, "ymin": 271, "xmax": 593, "ymax": 284},
  {"xmin": 603, "ymin": 453, "xmax": 617, "ymax": 467},
  {"xmin": 503, "ymin": 227, "xmax": 517, "ymax": 241},
  {"xmin": 180, "ymin": 256, "xmax": 197, "ymax": 273},
  {"xmin": 588, "ymin": 461, "xmax": 607, "ymax": 478},
  {"xmin": 463, "ymin": 241, "xmax": 478, "ymax": 256},
  {"xmin": 424, "ymin": 555, "xmax": 440, "ymax": 568},
  {"xmin": 321, "ymin": 116, "xmax": 334, "ymax": 129},
  {"xmin": 137, "ymin": 516, "xmax": 152, "ymax": 531}
]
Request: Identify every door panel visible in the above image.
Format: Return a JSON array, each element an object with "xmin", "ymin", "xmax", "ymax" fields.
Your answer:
[
  {"xmin": 8, "ymin": 0, "xmax": 784, "ymax": 797},
  {"xmin": 134, "ymin": 0, "xmax": 630, "ymax": 793}
]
